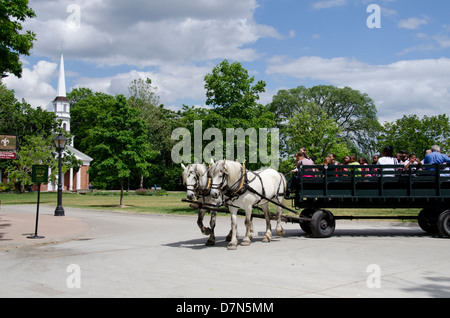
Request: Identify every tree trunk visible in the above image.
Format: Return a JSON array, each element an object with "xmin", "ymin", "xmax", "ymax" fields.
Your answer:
[{"xmin": 120, "ymin": 178, "xmax": 125, "ymax": 208}]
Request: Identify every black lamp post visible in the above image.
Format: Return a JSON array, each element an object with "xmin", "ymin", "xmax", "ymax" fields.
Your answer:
[{"xmin": 54, "ymin": 133, "xmax": 67, "ymax": 216}]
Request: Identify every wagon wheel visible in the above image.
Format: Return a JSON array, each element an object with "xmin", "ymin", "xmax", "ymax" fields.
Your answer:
[
  {"xmin": 438, "ymin": 210, "xmax": 450, "ymax": 238},
  {"xmin": 310, "ymin": 210, "xmax": 335, "ymax": 238},
  {"xmin": 418, "ymin": 208, "xmax": 440, "ymax": 234},
  {"xmin": 299, "ymin": 208, "xmax": 316, "ymax": 234}
]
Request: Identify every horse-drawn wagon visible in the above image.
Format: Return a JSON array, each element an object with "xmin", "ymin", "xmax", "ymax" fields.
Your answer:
[
  {"xmin": 285, "ymin": 164, "xmax": 450, "ymax": 238},
  {"xmin": 182, "ymin": 160, "xmax": 450, "ymax": 249}
]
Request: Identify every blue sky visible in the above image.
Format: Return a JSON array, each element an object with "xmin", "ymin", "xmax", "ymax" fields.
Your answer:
[{"xmin": 4, "ymin": 0, "xmax": 450, "ymax": 123}]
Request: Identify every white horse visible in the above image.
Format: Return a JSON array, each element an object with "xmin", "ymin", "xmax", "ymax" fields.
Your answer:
[
  {"xmin": 209, "ymin": 160, "xmax": 287, "ymax": 250},
  {"xmin": 181, "ymin": 163, "xmax": 225, "ymax": 246}
]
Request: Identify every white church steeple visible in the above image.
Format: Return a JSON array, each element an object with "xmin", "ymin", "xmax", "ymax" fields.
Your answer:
[
  {"xmin": 53, "ymin": 53, "xmax": 71, "ymax": 141},
  {"xmin": 57, "ymin": 53, "xmax": 67, "ymax": 98}
]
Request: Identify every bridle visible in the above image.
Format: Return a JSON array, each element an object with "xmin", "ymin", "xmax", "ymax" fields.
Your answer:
[
  {"xmin": 185, "ymin": 165, "xmax": 212, "ymax": 197},
  {"xmin": 209, "ymin": 161, "xmax": 247, "ymax": 198}
]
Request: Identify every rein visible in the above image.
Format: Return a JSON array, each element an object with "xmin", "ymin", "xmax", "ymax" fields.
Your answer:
[
  {"xmin": 223, "ymin": 164, "xmax": 247, "ymax": 197},
  {"xmin": 210, "ymin": 161, "xmax": 291, "ymax": 212},
  {"xmin": 210, "ymin": 161, "xmax": 248, "ymax": 198},
  {"xmin": 186, "ymin": 165, "xmax": 212, "ymax": 198}
]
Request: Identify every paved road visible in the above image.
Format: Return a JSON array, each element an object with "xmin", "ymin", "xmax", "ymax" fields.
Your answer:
[{"xmin": 1, "ymin": 204, "xmax": 449, "ymax": 298}]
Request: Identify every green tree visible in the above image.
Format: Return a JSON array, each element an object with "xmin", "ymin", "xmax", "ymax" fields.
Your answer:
[
  {"xmin": 269, "ymin": 85, "xmax": 381, "ymax": 158},
  {"xmin": 204, "ymin": 59, "xmax": 266, "ymax": 119},
  {"xmin": 176, "ymin": 105, "xmax": 276, "ymax": 171},
  {"xmin": 6, "ymin": 134, "xmax": 78, "ymax": 193},
  {"xmin": 193, "ymin": 60, "xmax": 276, "ymax": 170},
  {"xmin": 0, "ymin": 83, "xmax": 57, "ymax": 141},
  {"xmin": 127, "ymin": 78, "xmax": 179, "ymax": 189},
  {"xmin": 0, "ymin": 0, "xmax": 37, "ymax": 77},
  {"xmin": 286, "ymin": 104, "xmax": 350, "ymax": 164},
  {"xmin": 89, "ymin": 95, "xmax": 158, "ymax": 206},
  {"xmin": 377, "ymin": 114, "xmax": 450, "ymax": 158},
  {"xmin": 67, "ymin": 88, "xmax": 116, "ymax": 153},
  {"xmin": 0, "ymin": 84, "xmax": 58, "ymax": 183}
]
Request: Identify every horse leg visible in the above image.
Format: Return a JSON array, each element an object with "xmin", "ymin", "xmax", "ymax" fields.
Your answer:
[
  {"xmin": 261, "ymin": 203, "xmax": 272, "ymax": 243},
  {"xmin": 241, "ymin": 205, "xmax": 253, "ymax": 246},
  {"xmin": 197, "ymin": 208, "xmax": 211, "ymax": 236},
  {"xmin": 206, "ymin": 211, "xmax": 216, "ymax": 246},
  {"xmin": 225, "ymin": 229, "xmax": 232, "ymax": 242},
  {"xmin": 275, "ymin": 204, "xmax": 285, "ymax": 237},
  {"xmin": 276, "ymin": 177, "xmax": 287, "ymax": 237},
  {"xmin": 227, "ymin": 207, "xmax": 239, "ymax": 250}
]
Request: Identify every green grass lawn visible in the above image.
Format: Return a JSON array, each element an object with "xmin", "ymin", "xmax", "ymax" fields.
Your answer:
[
  {"xmin": 0, "ymin": 191, "xmax": 196, "ymax": 215},
  {"xmin": 0, "ymin": 191, "xmax": 420, "ymax": 220}
]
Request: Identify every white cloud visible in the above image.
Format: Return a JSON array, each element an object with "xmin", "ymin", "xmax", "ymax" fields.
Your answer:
[
  {"xmin": 3, "ymin": 60, "xmax": 57, "ymax": 108},
  {"xmin": 397, "ymin": 25, "xmax": 450, "ymax": 55},
  {"xmin": 75, "ymin": 63, "xmax": 211, "ymax": 106},
  {"xmin": 266, "ymin": 56, "xmax": 450, "ymax": 122},
  {"xmin": 25, "ymin": 0, "xmax": 279, "ymax": 66},
  {"xmin": 398, "ymin": 17, "xmax": 429, "ymax": 30},
  {"xmin": 433, "ymin": 33, "xmax": 450, "ymax": 48},
  {"xmin": 312, "ymin": 0, "xmax": 347, "ymax": 10},
  {"xmin": 6, "ymin": 0, "xmax": 283, "ymax": 109}
]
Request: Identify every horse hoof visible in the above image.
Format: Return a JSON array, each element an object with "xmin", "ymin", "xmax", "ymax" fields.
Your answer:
[
  {"xmin": 277, "ymin": 229, "xmax": 285, "ymax": 237},
  {"xmin": 262, "ymin": 236, "xmax": 271, "ymax": 243},
  {"xmin": 241, "ymin": 240, "xmax": 251, "ymax": 246},
  {"xmin": 227, "ymin": 244, "xmax": 237, "ymax": 250},
  {"xmin": 205, "ymin": 240, "xmax": 215, "ymax": 246},
  {"xmin": 204, "ymin": 228, "xmax": 212, "ymax": 235}
]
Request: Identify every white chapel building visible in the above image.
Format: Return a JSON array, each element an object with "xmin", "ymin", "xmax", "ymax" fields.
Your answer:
[{"xmin": 44, "ymin": 54, "xmax": 93, "ymax": 192}]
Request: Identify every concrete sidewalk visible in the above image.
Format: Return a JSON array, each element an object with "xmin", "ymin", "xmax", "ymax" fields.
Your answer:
[{"xmin": 0, "ymin": 204, "xmax": 90, "ymax": 248}]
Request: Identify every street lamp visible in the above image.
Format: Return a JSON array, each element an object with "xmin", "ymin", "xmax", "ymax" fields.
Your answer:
[{"xmin": 54, "ymin": 133, "xmax": 67, "ymax": 216}]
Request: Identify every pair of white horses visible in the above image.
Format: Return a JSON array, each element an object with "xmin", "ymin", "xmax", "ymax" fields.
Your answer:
[{"xmin": 181, "ymin": 159, "xmax": 286, "ymax": 250}]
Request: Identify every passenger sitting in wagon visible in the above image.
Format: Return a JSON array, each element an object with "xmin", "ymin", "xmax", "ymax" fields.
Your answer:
[
  {"xmin": 423, "ymin": 145, "xmax": 450, "ymax": 167},
  {"xmin": 291, "ymin": 151, "xmax": 315, "ymax": 177},
  {"xmin": 286, "ymin": 151, "xmax": 315, "ymax": 197},
  {"xmin": 377, "ymin": 146, "xmax": 399, "ymax": 177},
  {"xmin": 324, "ymin": 154, "xmax": 338, "ymax": 176}
]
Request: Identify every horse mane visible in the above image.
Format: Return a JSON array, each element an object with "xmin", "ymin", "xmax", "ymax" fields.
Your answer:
[
  {"xmin": 195, "ymin": 163, "xmax": 207, "ymax": 177},
  {"xmin": 223, "ymin": 160, "xmax": 244, "ymax": 184},
  {"xmin": 181, "ymin": 167, "xmax": 190, "ymax": 183},
  {"xmin": 182, "ymin": 163, "xmax": 206, "ymax": 183}
]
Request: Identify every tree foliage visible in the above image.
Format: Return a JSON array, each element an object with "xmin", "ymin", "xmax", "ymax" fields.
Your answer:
[
  {"xmin": 171, "ymin": 60, "xmax": 277, "ymax": 171},
  {"xmin": 204, "ymin": 59, "xmax": 266, "ymax": 119},
  {"xmin": 68, "ymin": 88, "xmax": 116, "ymax": 153},
  {"xmin": 0, "ymin": 83, "xmax": 57, "ymax": 142},
  {"xmin": 0, "ymin": 0, "xmax": 37, "ymax": 77},
  {"xmin": 377, "ymin": 114, "xmax": 450, "ymax": 158},
  {"xmin": 286, "ymin": 104, "xmax": 350, "ymax": 163},
  {"xmin": 0, "ymin": 83, "xmax": 61, "ymax": 187},
  {"xmin": 269, "ymin": 85, "xmax": 381, "ymax": 159},
  {"xmin": 5, "ymin": 134, "xmax": 78, "ymax": 193},
  {"xmin": 86, "ymin": 95, "xmax": 158, "ymax": 205}
]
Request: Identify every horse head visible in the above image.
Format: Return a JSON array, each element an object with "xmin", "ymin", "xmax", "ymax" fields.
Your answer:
[
  {"xmin": 181, "ymin": 163, "xmax": 211, "ymax": 200},
  {"xmin": 181, "ymin": 163, "xmax": 199, "ymax": 200},
  {"xmin": 209, "ymin": 160, "xmax": 244, "ymax": 199}
]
